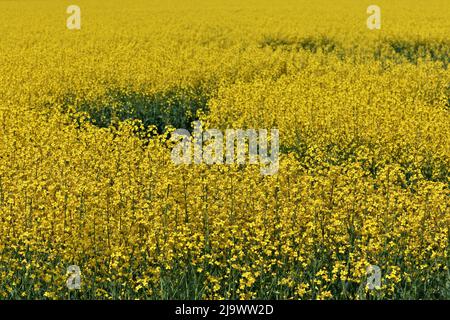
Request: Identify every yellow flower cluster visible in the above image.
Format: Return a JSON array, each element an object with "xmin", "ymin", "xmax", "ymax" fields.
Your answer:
[{"xmin": 0, "ymin": 0, "xmax": 448, "ymax": 299}]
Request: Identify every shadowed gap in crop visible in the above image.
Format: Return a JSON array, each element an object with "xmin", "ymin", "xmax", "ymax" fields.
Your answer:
[
  {"xmin": 283, "ymin": 135, "xmax": 449, "ymax": 188},
  {"xmin": 62, "ymin": 86, "xmax": 210, "ymax": 133},
  {"xmin": 259, "ymin": 35, "xmax": 341, "ymax": 54},
  {"xmin": 375, "ymin": 39, "xmax": 449, "ymax": 67}
]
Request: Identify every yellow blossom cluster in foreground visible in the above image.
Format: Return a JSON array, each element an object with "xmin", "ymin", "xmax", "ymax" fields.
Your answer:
[{"xmin": 0, "ymin": 0, "xmax": 449, "ymax": 299}]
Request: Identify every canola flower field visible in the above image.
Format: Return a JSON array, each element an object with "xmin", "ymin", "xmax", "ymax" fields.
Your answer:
[{"xmin": 0, "ymin": 0, "xmax": 449, "ymax": 299}]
